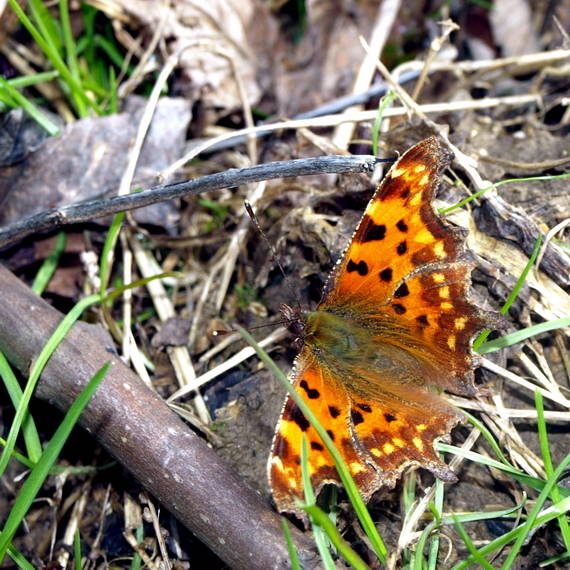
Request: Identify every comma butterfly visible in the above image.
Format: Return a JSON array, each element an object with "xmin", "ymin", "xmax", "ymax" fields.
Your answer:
[{"xmin": 268, "ymin": 136, "xmax": 492, "ymax": 517}]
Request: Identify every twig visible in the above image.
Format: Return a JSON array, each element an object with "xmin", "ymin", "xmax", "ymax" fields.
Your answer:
[
  {"xmin": 0, "ymin": 154, "xmax": 379, "ymax": 250},
  {"xmin": 160, "ymin": 94, "xmax": 539, "ymax": 179},
  {"xmin": 332, "ymin": 0, "xmax": 400, "ymax": 149}
]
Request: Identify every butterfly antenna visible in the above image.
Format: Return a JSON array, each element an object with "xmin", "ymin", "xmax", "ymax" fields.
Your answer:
[{"xmin": 244, "ymin": 201, "xmax": 303, "ymax": 311}]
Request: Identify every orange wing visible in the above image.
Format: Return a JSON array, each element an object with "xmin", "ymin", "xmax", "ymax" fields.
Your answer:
[
  {"xmin": 321, "ymin": 136, "xmax": 487, "ymax": 393},
  {"xmin": 269, "ymin": 355, "xmax": 381, "ymax": 516}
]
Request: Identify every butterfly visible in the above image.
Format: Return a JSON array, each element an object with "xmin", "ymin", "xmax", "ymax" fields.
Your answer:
[{"xmin": 268, "ymin": 136, "xmax": 492, "ymax": 518}]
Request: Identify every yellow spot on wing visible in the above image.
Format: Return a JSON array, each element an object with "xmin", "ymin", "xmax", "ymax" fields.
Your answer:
[
  {"xmin": 383, "ymin": 443, "xmax": 395, "ymax": 454},
  {"xmin": 410, "ymin": 192, "xmax": 422, "ymax": 206},
  {"xmin": 432, "ymin": 273, "xmax": 445, "ymax": 283},
  {"xmin": 447, "ymin": 335, "xmax": 456, "ymax": 350},
  {"xmin": 419, "ymin": 173, "xmax": 430, "ymax": 186},
  {"xmin": 413, "ymin": 437, "xmax": 424, "ymax": 451},
  {"xmin": 416, "ymin": 424, "xmax": 427, "ymax": 432},
  {"xmin": 393, "ymin": 437, "xmax": 405, "ymax": 448},
  {"xmin": 391, "ymin": 167, "xmax": 406, "ymax": 178},
  {"xmin": 272, "ymin": 456, "xmax": 285, "ymax": 471},
  {"xmin": 455, "ymin": 317, "xmax": 467, "ymax": 330},
  {"xmin": 441, "ymin": 302, "xmax": 453, "ymax": 310},
  {"xmin": 414, "ymin": 164, "xmax": 427, "ymax": 173},
  {"xmin": 439, "ymin": 286, "xmax": 450, "ymax": 299},
  {"xmin": 415, "ymin": 229, "xmax": 434, "ymax": 244},
  {"xmin": 433, "ymin": 241, "xmax": 445, "ymax": 258},
  {"xmin": 350, "ymin": 462, "xmax": 366, "ymax": 475},
  {"xmin": 370, "ymin": 447, "xmax": 382, "ymax": 457}
]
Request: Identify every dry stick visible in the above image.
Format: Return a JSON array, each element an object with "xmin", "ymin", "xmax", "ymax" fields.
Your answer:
[
  {"xmin": 0, "ymin": 264, "xmax": 320, "ymax": 570},
  {"xmin": 0, "ymin": 154, "xmax": 378, "ymax": 250},
  {"xmin": 332, "ymin": 0, "xmax": 400, "ymax": 149},
  {"xmin": 159, "ymin": 94, "xmax": 538, "ymax": 180}
]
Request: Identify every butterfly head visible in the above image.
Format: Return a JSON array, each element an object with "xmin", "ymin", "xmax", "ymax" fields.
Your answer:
[{"xmin": 279, "ymin": 303, "xmax": 306, "ymax": 350}]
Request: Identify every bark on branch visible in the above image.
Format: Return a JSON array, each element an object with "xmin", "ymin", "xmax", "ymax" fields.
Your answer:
[{"xmin": 0, "ymin": 155, "xmax": 380, "ymax": 250}]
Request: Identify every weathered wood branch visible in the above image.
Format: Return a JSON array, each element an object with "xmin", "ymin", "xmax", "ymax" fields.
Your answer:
[
  {"xmin": 0, "ymin": 155, "xmax": 380, "ymax": 250},
  {"xmin": 0, "ymin": 264, "xmax": 319, "ymax": 570}
]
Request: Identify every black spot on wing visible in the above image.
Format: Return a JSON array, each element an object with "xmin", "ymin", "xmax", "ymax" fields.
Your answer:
[
  {"xmin": 289, "ymin": 403, "xmax": 310, "ymax": 431},
  {"xmin": 356, "ymin": 403, "xmax": 372, "ymax": 413},
  {"xmin": 311, "ymin": 441, "xmax": 324, "ymax": 451},
  {"xmin": 328, "ymin": 406, "xmax": 340, "ymax": 418},
  {"xmin": 384, "ymin": 413, "xmax": 397, "ymax": 422},
  {"xmin": 327, "ymin": 430, "xmax": 335, "ymax": 441},
  {"xmin": 396, "ymin": 219, "xmax": 408, "ymax": 232},
  {"xmin": 392, "ymin": 304, "xmax": 406, "ymax": 315},
  {"xmin": 416, "ymin": 314, "xmax": 429, "ymax": 326},
  {"xmin": 300, "ymin": 380, "xmax": 320, "ymax": 399},
  {"xmin": 379, "ymin": 268, "xmax": 393, "ymax": 282},
  {"xmin": 351, "ymin": 410, "xmax": 364, "ymax": 426},
  {"xmin": 394, "ymin": 283, "xmax": 410, "ymax": 298},
  {"xmin": 358, "ymin": 215, "xmax": 386, "ymax": 242},
  {"xmin": 347, "ymin": 259, "xmax": 369, "ymax": 276},
  {"xmin": 396, "ymin": 241, "xmax": 408, "ymax": 255}
]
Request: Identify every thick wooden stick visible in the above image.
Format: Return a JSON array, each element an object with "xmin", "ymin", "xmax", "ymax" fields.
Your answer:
[{"xmin": 0, "ymin": 264, "xmax": 319, "ymax": 569}]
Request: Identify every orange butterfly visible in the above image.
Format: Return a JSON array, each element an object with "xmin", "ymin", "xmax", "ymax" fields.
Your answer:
[{"xmin": 268, "ymin": 136, "xmax": 492, "ymax": 518}]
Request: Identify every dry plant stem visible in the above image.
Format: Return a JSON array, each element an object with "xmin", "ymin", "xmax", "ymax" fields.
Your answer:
[
  {"xmin": 0, "ymin": 265, "xmax": 319, "ymax": 570},
  {"xmin": 117, "ymin": 1, "xmax": 169, "ymax": 97},
  {"xmin": 332, "ymin": 0, "xmax": 400, "ymax": 149},
  {"xmin": 169, "ymin": 326, "xmax": 288, "ymax": 402},
  {"xmin": 411, "ymin": 19, "xmax": 458, "ymax": 100},
  {"xmin": 161, "ymin": 94, "xmax": 538, "ymax": 179},
  {"xmin": 58, "ymin": 485, "xmax": 89, "ymax": 568},
  {"xmin": 0, "ymin": 155, "xmax": 378, "ymax": 250},
  {"xmin": 395, "ymin": 48, "xmax": 570, "ymax": 78},
  {"xmin": 128, "ymin": 236, "xmax": 209, "ymax": 422}
]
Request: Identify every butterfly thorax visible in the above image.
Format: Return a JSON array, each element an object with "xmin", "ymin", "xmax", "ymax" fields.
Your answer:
[{"xmin": 305, "ymin": 309, "xmax": 385, "ymax": 364}]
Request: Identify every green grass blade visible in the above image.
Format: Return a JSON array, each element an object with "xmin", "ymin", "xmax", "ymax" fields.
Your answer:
[
  {"xmin": 535, "ymin": 391, "xmax": 570, "ymax": 558},
  {"xmin": 0, "ymin": 362, "xmax": 109, "ymax": 560},
  {"xmin": 7, "ymin": 0, "xmax": 101, "ymax": 115},
  {"xmin": 501, "ymin": 453, "xmax": 570, "ymax": 569},
  {"xmin": 0, "ymin": 293, "xmax": 100, "ymax": 478},
  {"xmin": 440, "ymin": 173, "xmax": 570, "ymax": 215},
  {"xmin": 452, "ymin": 515, "xmax": 495, "ymax": 569},
  {"xmin": 371, "ymin": 91, "xmax": 396, "ymax": 156},
  {"xmin": 452, "ymin": 493, "xmax": 570, "ymax": 569},
  {"xmin": 32, "ymin": 232, "xmax": 67, "ymax": 294},
  {"xmin": 6, "ymin": 545, "xmax": 35, "ymax": 569},
  {"xmin": 304, "ymin": 504, "xmax": 369, "ymax": 570},
  {"xmin": 477, "ymin": 316, "xmax": 570, "ymax": 355},
  {"xmin": 99, "ymin": 212, "xmax": 126, "ymax": 297},
  {"xmin": 236, "ymin": 327, "xmax": 387, "ymax": 563},
  {"xmin": 462, "ymin": 411, "xmax": 514, "ymax": 467},
  {"xmin": 0, "ymin": 353, "xmax": 42, "ymax": 463},
  {"xmin": 26, "ymin": 0, "xmax": 63, "ymax": 54},
  {"xmin": 300, "ymin": 435, "xmax": 336, "ymax": 569},
  {"xmin": 280, "ymin": 518, "xmax": 302, "ymax": 570},
  {"xmin": 438, "ymin": 444, "xmax": 570, "ymax": 498},
  {"xmin": 427, "ymin": 480, "xmax": 444, "ymax": 569},
  {"xmin": 58, "ymin": 0, "xmax": 87, "ymax": 117},
  {"xmin": 7, "ymin": 70, "xmax": 60, "ymax": 88},
  {"xmin": 73, "ymin": 528, "xmax": 82, "ymax": 568},
  {"xmin": 474, "ymin": 235, "xmax": 542, "ymax": 351},
  {"xmin": 0, "ymin": 76, "xmax": 60, "ymax": 135}
]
